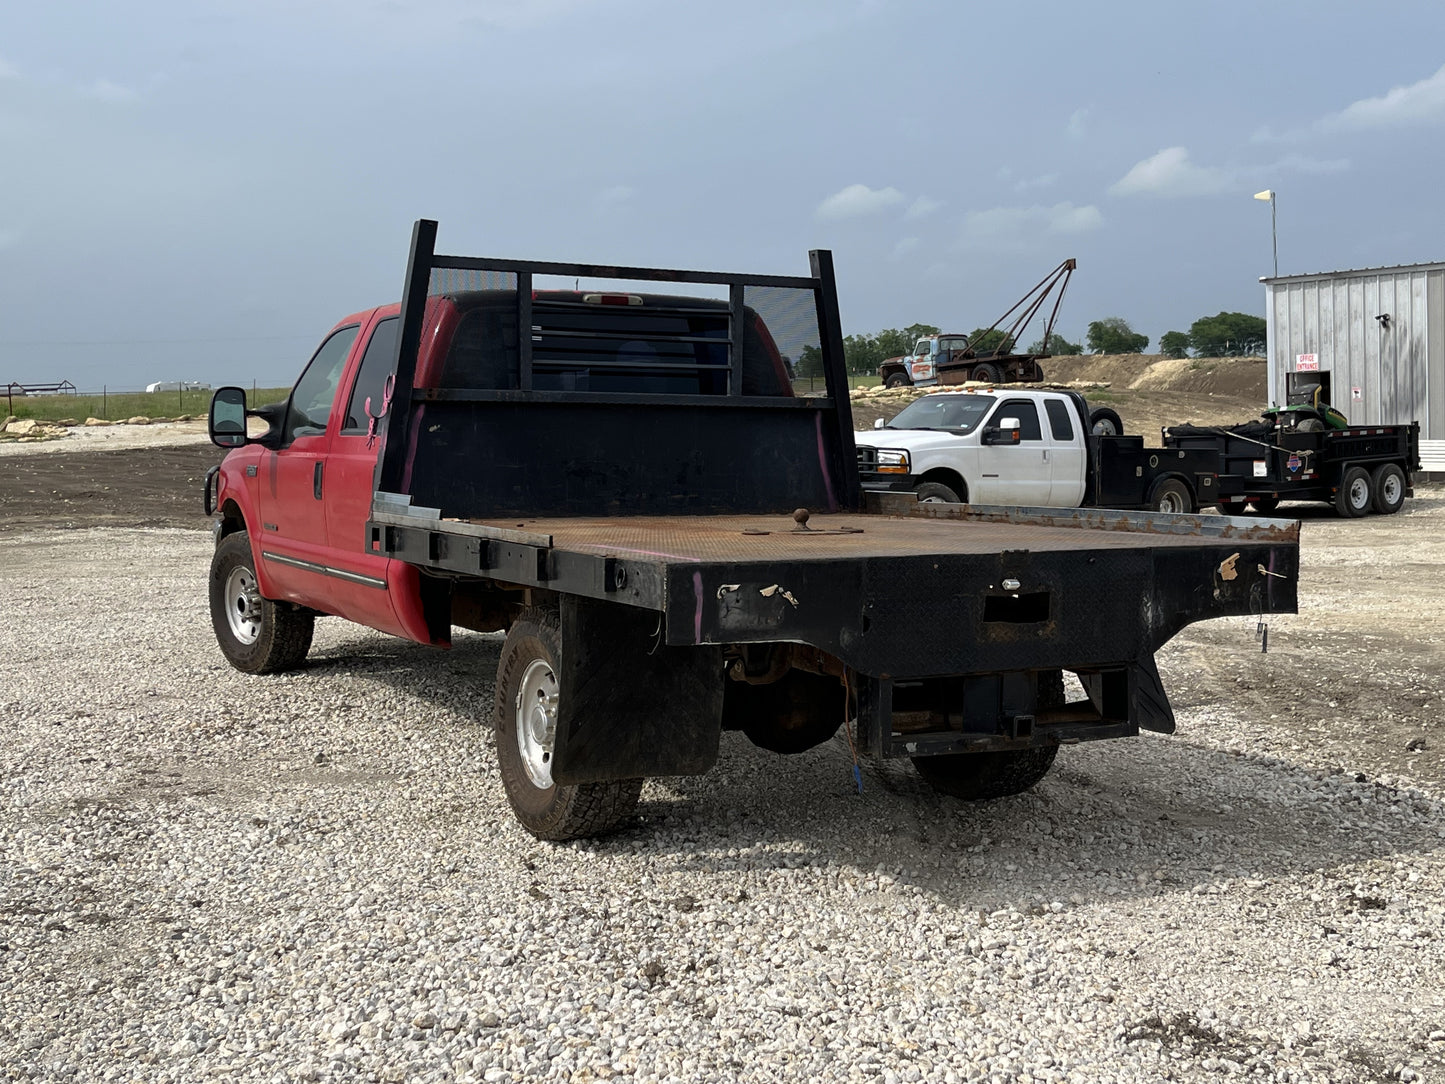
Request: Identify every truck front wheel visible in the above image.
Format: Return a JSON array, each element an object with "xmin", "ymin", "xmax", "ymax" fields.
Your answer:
[
  {"xmin": 914, "ymin": 482, "xmax": 962, "ymax": 504},
  {"xmin": 208, "ymin": 531, "xmax": 314, "ymax": 674},
  {"xmin": 493, "ymin": 607, "xmax": 643, "ymax": 841},
  {"xmin": 911, "ymin": 669, "xmax": 1063, "ymax": 799},
  {"xmin": 885, "ymin": 372, "xmax": 910, "ymax": 388},
  {"xmin": 1334, "ymin": 466, "xmax": 1372, "ymax": 518}
]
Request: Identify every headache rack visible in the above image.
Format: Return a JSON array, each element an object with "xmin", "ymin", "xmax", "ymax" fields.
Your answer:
[{"xmin": 370, "ymin": 219, "xmax": 862, "ymax": 519}]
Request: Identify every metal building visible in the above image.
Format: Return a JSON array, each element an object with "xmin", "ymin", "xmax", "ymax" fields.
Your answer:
[{"xmin": 1262, "ymin": 262, "xmax": 1445, "ymax": 475}]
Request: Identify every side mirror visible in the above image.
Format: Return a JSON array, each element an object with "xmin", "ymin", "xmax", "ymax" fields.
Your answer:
[
  {"xmin": 209, "ymin": 387, "xmax": 248, "ymax": 448},
  {"xmin": 982, "ymin": 418, "xmax": 1022, "ymax": 446},
  {"xmin": 873, "ymin": 417, "xmax": 885, "ymax": 429}
]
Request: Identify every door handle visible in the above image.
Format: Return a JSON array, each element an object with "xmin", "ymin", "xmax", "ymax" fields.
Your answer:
[{"xmin": 313, "ymin": 461, "xmax": 323, "ymax": 500}]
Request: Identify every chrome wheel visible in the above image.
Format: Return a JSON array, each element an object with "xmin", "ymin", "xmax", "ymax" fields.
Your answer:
[
  {"xmin": 515, "ymin": 658, "xmax": 559, "ymax": 790},
  {"xmin": 224, "ymin": 565, "xmax": 263, "ymax": 645}
]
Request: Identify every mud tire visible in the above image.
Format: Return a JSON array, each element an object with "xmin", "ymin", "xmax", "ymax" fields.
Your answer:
[
  {"xmin": 914, "ymin": 481, "xmax": 962, "ymax": 504},
  {"xmin": 1148, "ymin": 477, "xmax": 1193, "ymax": 514},
  {"xmin": 1334, "ymin": 465, "xmax": 1372, "ymax": 518},
  {"xmin": 493, "ymin": 607, "xmax": 643, "ymax": 841},
  {"xmin": 1370, "ymin": 463, "xmax": 1406, "ymax": 515},
  {"xmin": 208, "ymin": 530, "xmax": 314, "ymax": 674}
]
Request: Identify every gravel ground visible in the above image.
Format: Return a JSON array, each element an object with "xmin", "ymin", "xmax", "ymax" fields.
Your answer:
[{"xmin": 3, "ymin": 524, "xmax": 1444, "ymax": 1083}]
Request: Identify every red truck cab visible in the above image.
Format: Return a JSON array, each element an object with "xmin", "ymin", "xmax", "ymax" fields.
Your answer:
[{"xmin": 206, "ymin": 288, "xmax": 794, "ymax": 672}]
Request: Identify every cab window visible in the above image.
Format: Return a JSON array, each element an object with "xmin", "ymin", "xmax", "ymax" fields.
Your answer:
[
  {"xmin": 992, "ymin": 398, "xmax": 1043, "ymax": 441},
  {"xmin": 342, "ymin": 318, "xmax": 400, "ymax": 434},
  {"xmin": 285, "ymin": 325, "xmax": 360, "ymax": 444},
  {"xmin": 1044, "ymin": 398, "xmax": 1075, "ymax": 441}
]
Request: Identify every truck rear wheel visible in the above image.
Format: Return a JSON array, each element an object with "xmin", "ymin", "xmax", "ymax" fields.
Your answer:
[
  {"xmin": 1334, "ymin": 466, "xmax": 1372, "ymax": 518},
  {"xmin": 911, "ymin": 670, "xmax": 1062, "ymax": 800},
  {"xmin": 208, "ymin": 531, "xmax": 314, "ymax": 674},
  {"xmin": 1148, "ymin": 477, "xmax": 1193, "ymax": 514},
  {"xmin": 493, "ymin": 607, "xmax": 643, "ymax": 841},
  {"xmin": 1248, "ymin": 497, "xmax": 1280, "ymax": 513},
  {"xmin": 1371, "ymin": 463, "xmax": 1406, "ymax": 514},
  {"xmin": 971, "ymin": 362, "xmax": 1002, "ymax": 383}
]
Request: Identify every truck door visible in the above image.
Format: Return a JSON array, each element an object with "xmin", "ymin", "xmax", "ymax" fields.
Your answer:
[
  {"xmin": 978, "ymin": 398, "xmax": 1050, "ymax": 505},
  {"xmin": 321, "ymin": 314, "xmax": 429, "ymax": 640},
  {"xmin": 1043, "ymin": 396, "xmax": 1087, "ymax": 506},
  {"xmin": 909, "ymin": 339, "xmax": 936, "ymax": 384},
  {"xmin": 255, "ymin": 325, "xmax": 360, "ymax": 603}
]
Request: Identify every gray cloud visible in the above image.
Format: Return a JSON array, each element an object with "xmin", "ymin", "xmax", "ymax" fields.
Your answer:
[{"xmin": 815, "ymin": 183, "xmax": 907, "ymax": 221}]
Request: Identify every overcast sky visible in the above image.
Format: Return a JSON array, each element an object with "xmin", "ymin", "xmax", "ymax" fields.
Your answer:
[{"xmin": 5, "ymin": 0, "xmax": 1445, "ymax": 390}]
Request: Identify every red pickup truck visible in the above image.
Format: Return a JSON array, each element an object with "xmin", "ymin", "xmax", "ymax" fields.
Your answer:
[{"xmin": 205, "ymin": 220, "xmax": 1298, "ymax": 841}]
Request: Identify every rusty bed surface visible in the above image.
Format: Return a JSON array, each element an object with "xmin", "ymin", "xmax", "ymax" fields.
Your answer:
[{"xmin": 457, "ymin": 510, "xmax": 1291, "ymax": 564}]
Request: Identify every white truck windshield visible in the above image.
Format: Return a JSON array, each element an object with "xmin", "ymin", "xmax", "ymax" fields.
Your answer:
[{"xmin": 886, "ymin": 394, "xmax": 994, "ymax": 432}]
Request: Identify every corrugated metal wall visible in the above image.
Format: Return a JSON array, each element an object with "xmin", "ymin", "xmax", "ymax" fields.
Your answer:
[{"xmin": 1264, "ymin": 265, "xmax": 1444, "ymax": 441}]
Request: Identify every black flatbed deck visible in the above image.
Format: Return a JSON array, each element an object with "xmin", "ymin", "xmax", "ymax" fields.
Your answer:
[{"xmin": 372, "ymin": 499, "xmax": 1298, "ymax": 680}]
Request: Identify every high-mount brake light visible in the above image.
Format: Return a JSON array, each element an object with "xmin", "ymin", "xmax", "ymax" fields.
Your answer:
[{"xmin": 583, "ymin": 293, "xmax": 643, "ymax": 306}]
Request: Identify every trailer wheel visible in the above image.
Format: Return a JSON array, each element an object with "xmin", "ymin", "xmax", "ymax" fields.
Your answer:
[
  {"xmin": 1088, "ymin": 406, "xmax": 1124, "ymax": 436},
  {"xmin": 914, "ymin": 481, "xmax": 962, "ymax": 504},
  {"xmin": 885, "ymin": 372, "xmax": 910, "ymax": 388},
  {"xmin": 1248, "ymin": 497, "xmax": 1280, "ymax": 513},
  {"xmin": 1370, "ymin": 463, "xmax": 1406, "ymax": 514},
  {"xmin": 494, "ymin": 607, "xmax": 644, "ymax": 841},
  {"xmin": 208, "ymin": 530, "xmax": 314, "ymax": 674},
  {"xmin": 971, "ymin": 362, "xmax": 1002, "ymax": 383},
  {"xmin": 911, "ymin": 670, "xmax": 1063, "ymax": 800},
  {"xmin": 1334, "ymin": 466, "xmax": 1372, "ymax": 518},
  {"xmin": 1148, "ymin": 477, "xmax": 1193, "ymax": 514}
]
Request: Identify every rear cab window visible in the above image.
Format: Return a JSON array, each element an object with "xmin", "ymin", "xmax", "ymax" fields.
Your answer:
[{"xmin": 1044, "ymin": 397, "xmax": 1075, "ymax": 441}]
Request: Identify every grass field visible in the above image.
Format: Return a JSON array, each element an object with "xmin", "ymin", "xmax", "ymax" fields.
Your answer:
[{"xmin": 3, "ymin": 387, "xmax": 290, "ymax": 423}]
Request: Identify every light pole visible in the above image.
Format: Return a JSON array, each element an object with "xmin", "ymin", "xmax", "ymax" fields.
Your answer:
[{"xmin": 1254, "ymin": 189, "xmax": 1277, "ymax": 277}]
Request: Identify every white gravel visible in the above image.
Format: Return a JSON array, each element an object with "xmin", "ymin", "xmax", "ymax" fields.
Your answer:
[
  {"xmin": 2, "ymin": 528, "xmax": 1443, "ymax": 1083},
  {"xmin": 0, "ymin": 420, "xmax": 210, "ymax": 457}
]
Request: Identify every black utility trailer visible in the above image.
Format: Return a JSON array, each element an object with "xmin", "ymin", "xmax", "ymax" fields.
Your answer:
[
  {"xmin": 1164, "ymin": 411, "xmax": 1421, "ymax": 517},
  {"xmin": 367, "ymin": 220, "xmax": 1299, "ymax": 840}
]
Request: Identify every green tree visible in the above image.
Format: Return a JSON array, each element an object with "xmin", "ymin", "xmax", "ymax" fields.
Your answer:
[
  {"xmin": 1187, "ymin": 312, "xmax": 1266, "ymax": 357},
  {"xmin": 1026, "ymin": 332, "xmax": 1083, "ymax": 356},
  {"xmin": 966, "ymin": 328, "xmax": 1016, "ymax": 355},
  {"xmin": 841, "ymin": 333, "xmax": 884, "ymax": 375},
  {"xmin": 1086, "ymin": 317, "xmax": 1149, "ymax": 355},
  {"xmin": 1159, "ymin": 331, "xmax": 1191, "ymax": 358},
  {"xmin": 795, "ymin": 343, "xmax": 824, "ymax": 378}
]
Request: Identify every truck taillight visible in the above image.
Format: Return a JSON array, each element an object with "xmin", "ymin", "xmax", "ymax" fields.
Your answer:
[{"xmin": 583, "ymin": 293, "xmax": 643, "ymax": 306}]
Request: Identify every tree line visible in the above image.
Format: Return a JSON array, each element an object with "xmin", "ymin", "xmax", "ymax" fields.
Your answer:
[{"xmin": 797, "ymin": 310, "xmax": 1268, "ymax": 375}]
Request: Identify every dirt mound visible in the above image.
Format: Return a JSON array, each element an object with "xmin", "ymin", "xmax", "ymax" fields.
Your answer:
[{"xmin": 1042, "ymin": 354, "xmax": 1266, "ymax": 398}]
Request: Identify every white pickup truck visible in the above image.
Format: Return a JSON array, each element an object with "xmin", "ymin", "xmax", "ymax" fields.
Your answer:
[{"xmin": 855, "ymin": 388, "xmax": 1222, "ymax": 513}]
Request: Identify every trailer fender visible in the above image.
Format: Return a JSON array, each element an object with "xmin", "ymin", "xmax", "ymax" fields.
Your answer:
[{"xmin": 550, "ymin": 595, "xmax": 724, "ymax": 786}]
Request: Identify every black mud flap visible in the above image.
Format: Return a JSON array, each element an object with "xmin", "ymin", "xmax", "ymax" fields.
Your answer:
[
  {"xmin": 551, "ymin": 596, "xmax": 724, "ymax": 786},
  {"xmin": 1131, "ymin": 654, "xmax": 1175, "ymax": 734}
]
